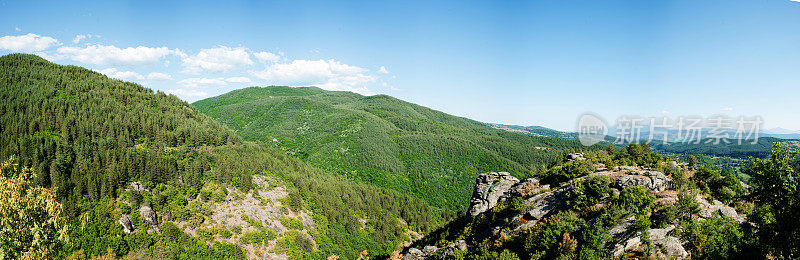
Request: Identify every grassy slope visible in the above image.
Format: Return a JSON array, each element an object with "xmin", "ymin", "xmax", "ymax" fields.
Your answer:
[{"xmin": 194, "ymin": 86, "xmax": 595, "ymax": 211}]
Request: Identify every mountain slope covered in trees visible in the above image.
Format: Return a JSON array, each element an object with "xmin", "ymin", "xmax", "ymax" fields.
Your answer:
[
  {"xmin": 0, "ymin": 54, "xmax": 441, "ymax": 259},
  {"xmin": 193, "ymin": 86, "xmax": 597, "ymax": 211}
]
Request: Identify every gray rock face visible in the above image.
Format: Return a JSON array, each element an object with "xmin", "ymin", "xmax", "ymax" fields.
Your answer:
[
  {"xmin": 523, "ymin": 189, "xmax": 565, "ymax": 221},
  {"xmin": 118, "ymin": 215, "xmax": 133, "ymax": 233},
  {"xmin": 140, "ymin": 205, "xmax": 157, "ymax": 223},
  {"xmin": 611, "ymin": 225, "xmax": 688, "ymax": 259},
  {"xmin": 439, "ymin": 240, "xmax": 468, "ymax": 257},
  {"xmin": 696, "ymin": 196, "xmax": 745, "ymax": 222},
  {"xmin": 130, "ymin": 181, "xmax": 146, "ymax": 192},
  {"xmin": 402, "ymin": 248, "xmax": 424, "ymax": 260},
  {"xmin": 140, "ymin": 205, "xmax": 160, "ymax": 233},
  {"xmin": 566, "ymin": 153, "xmax": 585, "ymax": 161},
  {"xmin": 468, "ymin": 172, "xmax": 520, "ymax": 217},
  {"xmin": 615, "ymin": 171, "xmax": 671, "ymax": 192},
  {"xmin": 422, "ymin": 246, "xmax": 438, "ymax": 255}
]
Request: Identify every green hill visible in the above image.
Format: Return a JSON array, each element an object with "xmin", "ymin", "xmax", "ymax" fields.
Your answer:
[
  {"xmin": 193, "ymin": 86, "xmax": 596, "ymax": 211},
  {"xmin": 0, "ymin": 54, "xmax": 439, "ymax": 259}
]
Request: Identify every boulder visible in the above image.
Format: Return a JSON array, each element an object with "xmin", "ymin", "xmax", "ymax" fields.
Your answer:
[
  {"xmin": 616, "ymin": 175, "xmax": 652, "ymax": 190},
  {"xmin": 402, "ymin": 248, "xmax": 425, "ymax": 260},
  {"xmin": 611, "ymin": 225, "xmax": 688, "ymax": 259},
  {"xmin": 140, "ymin": 205, "xmax": 161, "ymax": 234},
  {"xmin": 566, "ymin": 153, "xmax": 585, "ymax": 161},
  {"xmin": 695, "ymin": 195, "xmax": 745, "ymax": 222},
  {"xmin": 615, "ymin": 171, "xmax": 671, "ymax": 192},
  {"xmin": 468, "ymin": 172, "xmax": 519, "ymax": 217},
  {"xmin": 130, "ymin": 181, "xmax": 146, "ymax": 192},
  {"xmin": 422, "ymin": 246, "xmax": 438, "ymax": 255},
  {"xmin": 656, "ymin": 236, "xmax": 689, "ymax": 259},
  {"xmin": 140, "ymin": 205, "xmax": 158, "ymax": 224},
  {"xmin": 439, "ymin": 240, "xmax": 467, "ymax": 257},
  {"xmin": 118, "ymin": 215, "xmax": 134, "ymax": 233}
]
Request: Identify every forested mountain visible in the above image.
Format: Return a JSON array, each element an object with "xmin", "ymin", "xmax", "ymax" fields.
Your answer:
[
  {"xmin": 193, "ymin": 86, "xmax": 598, "ymax": 211},
  {"xmin": 0, "ymin": 53, "xmax": 240, "ymax": 215},
  {"xmin": 0, "ymin": 54, "xmax": 441, "ymax": 259},
  {"xmin": 488, "ymin": 124, "xmax": 577, "ymax": 139}
]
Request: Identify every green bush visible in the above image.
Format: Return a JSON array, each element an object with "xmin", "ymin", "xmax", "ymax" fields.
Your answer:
[
  {"xmin": 564, "ymin": 176, "xmax": 611, "ymax": 211},
  {"xmin": 615, "ymin": 185, "xmax": 656, "ymax": 216}
]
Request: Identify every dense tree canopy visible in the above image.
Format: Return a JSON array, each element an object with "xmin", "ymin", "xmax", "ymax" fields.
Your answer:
[{"xmin": 193, "ymin": 86, "xmax": 598, "ymax": 211}]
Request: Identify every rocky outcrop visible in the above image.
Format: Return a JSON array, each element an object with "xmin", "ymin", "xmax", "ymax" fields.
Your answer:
[
  {"xmin": 408, "ymin": 165, "xmax": 748, "ymax": 259},
  {"xmin": 118, "ymin": 215, "xmax": 133, "ymax": 233},
  {"xmin": 468, "ymin": 172, "xmax": 520, "ymax": 217},
  {"xmin": 611, "ymin": 225, "xmax": 688, "ymax": 259},
  {"xmin": 140, "ymin": 205, "xmax": 161, "ymax": 234},
  {"xmin": 566, "ymin": 153, "xmax": 585, "ymax": 161},
  {"xmin": 696, "ymin": 196, "xmax": 745, "ymax": 222},
  {"xmin": 130, "ymin": 181, "xmax": 147, "ymax": 193},
  {"xmin": 615, "ymin": 170, "xmax": 672, "ymax": 192},
  {"xmin": 403, "ymin": 240, "xmax": 467, "ymax": 260}
]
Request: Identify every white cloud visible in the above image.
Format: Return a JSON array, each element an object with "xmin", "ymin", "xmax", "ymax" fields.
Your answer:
[
  {"xmin": 177, "ymin": 76, "xmax": 253, "ymax": 88},
  {"xmin": 378, "ymin": 66, "xmax": 389, "ymax": 74},
  {"xmin": 723, "ymin": 107, "xmax": 734, "ymax": 111},
  {"xmin": 0, "ymin": 33, "xmax": 60, "ymax": 52},
  {"xmin": 181, "ymin": 46, "xmax": 253, "ymax": 74},
  {"xmin": 58, "ymin": 44, "xmax": 179, "ymax": 66},
  {"xmin": 249, "ymin": 59, "xmax": 377, "ymax": 94},
  {"xmin": 35, "ymin": 52, "xmax": 65, "ymax": 62},
  {"xmin": 226, "ymin": 77, "xmax": 252, "ymax": 83},
  {"xmin": 14, "ymin": 27, "xmax": 21, "ymax": 32},
  {"xmin": 166, "ymin": 88, "xmax": 209, "ymax": 100},
  {"xmin": 253, "ymin": 51, "xmax": 280, "ymax": 63},
  {"xmin": 177, "ymin": 77, "xmax": 229, "ymax": 88},
  {"xmin": 96, "ymin": 68, "xmax": 144, "ymax": 81},
  {"xmin": 147, "ymin": 72, "xmax": 172, "ymax": 81},
  {"xmin": 72, "ymin": 34, "xmax": 100, "ymax": 44}
]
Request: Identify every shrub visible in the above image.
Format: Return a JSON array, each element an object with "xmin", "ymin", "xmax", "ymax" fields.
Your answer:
[
  {"xmin": 564, "ymin": 176, "xmax": 611, "ymax": 211},
  {"xmin": 615, "ymin": 186, "xmax": 656, "ymax": 216}
]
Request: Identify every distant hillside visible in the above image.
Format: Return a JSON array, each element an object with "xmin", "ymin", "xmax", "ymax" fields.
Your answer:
[
  {"xmin": 194, "ymin": 86, "xmax": 597, "ymax": 211},
  {"xmin": 490, "ymin": 123, "xmax": 788, "ymax": 160},
  {"xmin": 488, "ymin": 124, "xmax": 577, "ymax": 139},
  {"xmin": 650, "ymin": 137, "xmax": 789, "ymax": 159}
]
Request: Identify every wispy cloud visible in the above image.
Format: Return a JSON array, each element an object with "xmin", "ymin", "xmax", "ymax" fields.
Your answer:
[
  {"xmin": 147, "ymin": 72, "xmax": 172, "ymax": 81},
  {"xmin": 72, "ymin": 34, "xmax": 100, "ymax": 44},
  {"xmin": 378, "ymin": 66, "xmax": 389, "ymax": 74}
]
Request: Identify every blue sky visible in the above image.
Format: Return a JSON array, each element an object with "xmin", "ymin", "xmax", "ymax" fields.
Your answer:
[{"xmin": 1, "ymin": 0, "xmax": 799, "ymax": 131}]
